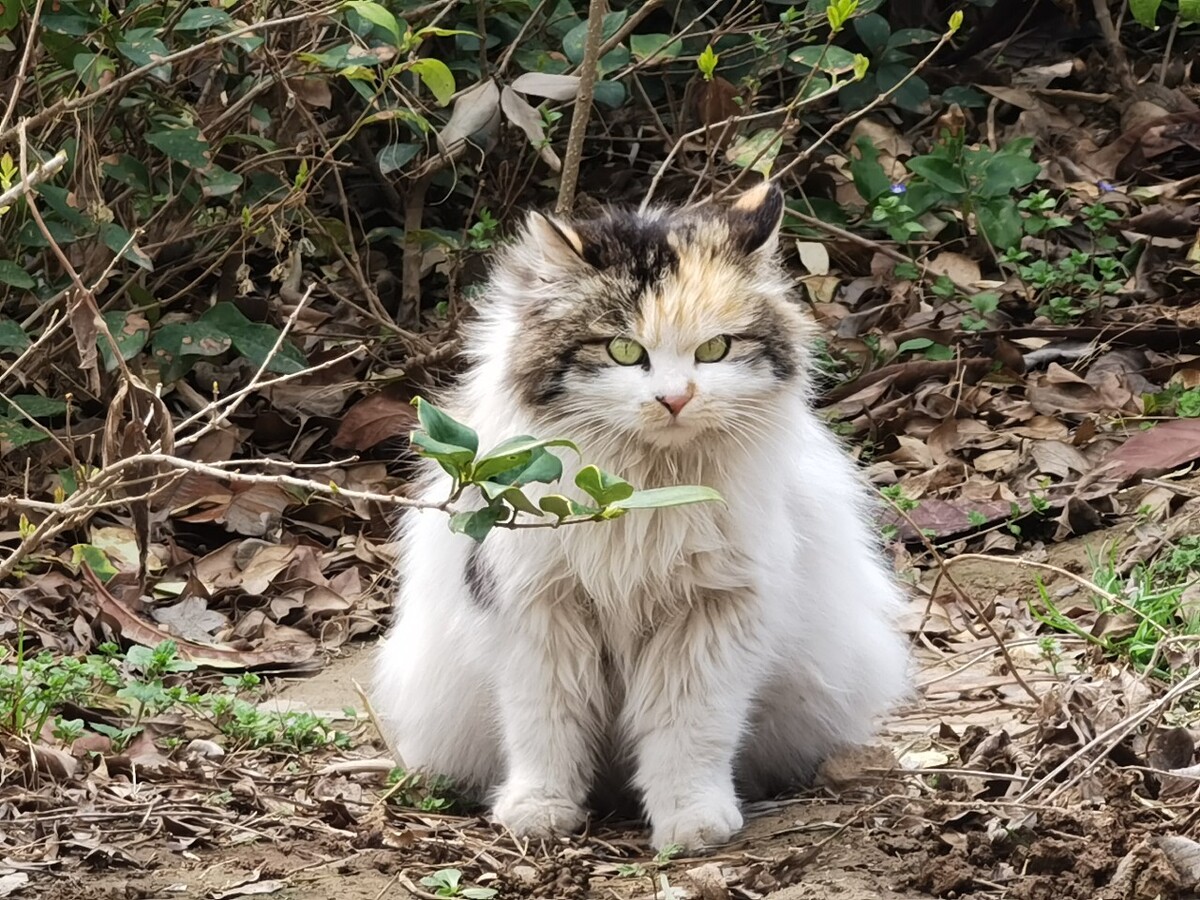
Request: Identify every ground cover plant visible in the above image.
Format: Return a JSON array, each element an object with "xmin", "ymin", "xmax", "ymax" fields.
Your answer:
[{"xmin": 6, "ymin": 0, "xmax": 1200, "ymax": 897}]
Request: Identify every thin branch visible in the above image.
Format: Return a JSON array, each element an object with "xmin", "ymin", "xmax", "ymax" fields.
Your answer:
[
  {"xmin": 0, "ymin": 5, "xmax": 340, "ymax": 147},
  {"xmin": 0, "ymin": 149, "xmax": 67, "ymax": 209},
  {"xmin": 556, "ymin": 0, "xmax": 607, "ymax": 215}
]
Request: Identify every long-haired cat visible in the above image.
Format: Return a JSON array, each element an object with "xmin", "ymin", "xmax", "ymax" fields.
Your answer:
[{"xmin": 374, "ymin": 183, "xmax": 910, "ymax": 851}]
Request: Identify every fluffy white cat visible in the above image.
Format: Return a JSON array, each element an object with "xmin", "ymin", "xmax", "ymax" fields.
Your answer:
[{"xmin": 374, "ymin": 183, "xmax": 910, "ymax": 851}]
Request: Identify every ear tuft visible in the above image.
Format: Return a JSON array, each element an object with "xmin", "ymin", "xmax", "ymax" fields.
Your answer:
[
  {"xmin": 728, "ymin": 182, "xmax": 785, "ymax": 255},
  {"xmin": 525, "ymin": 211, "xmax": 590, "ymax": 270}
]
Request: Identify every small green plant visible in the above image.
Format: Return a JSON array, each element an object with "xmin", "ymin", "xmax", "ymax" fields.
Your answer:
[
  {"xmin": 409, "ymin": 398, "xmax": 723, "ymax": 542},
  {"xmin": 386, "ymin": 768, "xmax": 462, "ymax": 812},
  {"xmin": 1030, "ymin": 542, "xmax": 1200, "ymax": 678},
  {"xmin": 1145, "ymin": 384, "xmax": 1200, "ymax": 418},
  {"xmin": 1000, "ymin": 248, "xmax": 1127, "ymax": 324},
  {"xmin": 1, "ymin": 638, "xmax": 348, "ymax": 755},
  {"xmin": 419, "ymin": 868, "xmax": 497, "ymax": 900},
  {"xmin": 851, "ymin": 132, "xmax": 1041, "ymax": 249}
]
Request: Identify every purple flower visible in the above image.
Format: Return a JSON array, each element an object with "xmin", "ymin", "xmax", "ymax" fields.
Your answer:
[
  {"xmin": 889, "ymin": 183, "xmax": 907, "ymax": 195},
  {"xmin": 1098, "ymin": 180, "xmax": 1115, "ymax": 193}
]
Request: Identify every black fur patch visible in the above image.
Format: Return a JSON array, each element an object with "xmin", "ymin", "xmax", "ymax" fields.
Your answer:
[
  {"xmin": 727, "ymin": 184, "xmax": 785, "ymax": 254},
  {"xmin": 572, "ymin": 213, "xmax": 680, "ymax": 295},
  {"xmin": 465, "ymin": 545, "xmax": 497, "ymax": 611}
]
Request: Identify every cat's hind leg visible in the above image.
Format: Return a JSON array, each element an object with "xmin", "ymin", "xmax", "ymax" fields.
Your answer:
[{"xmin": 738, "ymin": 530, "xmax": 910, "ymax": 797}]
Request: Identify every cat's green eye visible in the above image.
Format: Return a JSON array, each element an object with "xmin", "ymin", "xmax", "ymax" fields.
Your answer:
[
  {"xmin": 695, "ymin": 335, "xmax": 732, "ymax": 363},
  {"xmin": 607, "ymin": 337, "xmax": 646, "ymax": 366}
]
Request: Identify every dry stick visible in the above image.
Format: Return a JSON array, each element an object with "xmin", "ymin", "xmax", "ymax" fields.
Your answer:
[
  {"xmin": 0, "ymin": 5, "xmax": 341, "ymax": 146},
  {"xmin": 639, "ymin": 79, "xmax": 846, "ymax": 213},
  {"xmin": 0, "ymin": 0, "xmax": 46, "ymax": 136},
  {"xmin": 1018, "ymin": 666, "xmax": 1200, "ymax": 803},
  {"xmin": 942, "ymin": 553, "xmax": 1171, "ymax": 640},
  {"xmin": 0, "ymin": 150, "xmax": 66, "ymax": 209},
  {"xmin": 885, "ymin": 502, "xmax": 1042, "ymax": 705},
  {"xmin": 556, "ymin": 0, "xmax": 608, "ymax": 215},
  {"xmin": 1091, "ymin": 0, "xmax": 1137, "ymax": 95}
]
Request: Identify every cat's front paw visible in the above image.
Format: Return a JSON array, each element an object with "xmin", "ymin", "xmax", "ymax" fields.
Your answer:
[
  {"xmin": 650, "ymin": 794, "xmax": 743, "ymax": 851},
  {"xmin": 493, "ymin": 784, "xmax": 586, "ymax": 839}
]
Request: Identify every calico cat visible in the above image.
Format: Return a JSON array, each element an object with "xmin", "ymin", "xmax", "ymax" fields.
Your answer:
[{"xmin": 374, "ymin": 183, "xmax": 910, "ymax": 851}]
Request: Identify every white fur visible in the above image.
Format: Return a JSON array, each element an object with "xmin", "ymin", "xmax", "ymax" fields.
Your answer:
[{"xmin": 374, "ymin": 207, "xmax": 910, "ymax": 851}]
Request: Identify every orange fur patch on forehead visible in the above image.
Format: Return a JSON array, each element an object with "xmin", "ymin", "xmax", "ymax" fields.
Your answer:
[{"xmin": 635, "ymin": 238, "xmax": 760, "ymax": 347}]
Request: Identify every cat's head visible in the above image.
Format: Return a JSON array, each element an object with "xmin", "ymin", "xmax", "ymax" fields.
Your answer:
[{"xmin": 482, "ymin": 183, "xmax": 813, "ymax": 450}]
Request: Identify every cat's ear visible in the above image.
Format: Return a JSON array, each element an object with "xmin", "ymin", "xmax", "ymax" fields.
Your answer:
[
  {"xmin": 524, "ymin": 211, "xmax": 592, "ymax": 271},
  {"xmin": 727, "ymin": 182, "xmax": 785, "ymax": 256}
]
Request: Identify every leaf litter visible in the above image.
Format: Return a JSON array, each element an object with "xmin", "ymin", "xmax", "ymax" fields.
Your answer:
[{"xmin": 8, "ymin": 6, "xmax": 1200, "ymax": 900}]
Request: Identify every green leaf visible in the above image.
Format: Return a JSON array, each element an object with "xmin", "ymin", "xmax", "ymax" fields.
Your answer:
[
  {"xmin": 377, "ymin": 143, "xmax": 422, "ymax": 175},
  {"xmin": 976, "ymin": 198, "xmax": 1024, "ymax": 250},
  {"xmin": 8, "ymin": 394, "xmax": 67, "ymax": 418},
  {"xmin": 477, "ymin": 481, "xmax": 543, "ymax": 516},
  {"xmin": 897, "ymin": 338, "xmax": 933, "ymax": 354},
  {"xmin": 409, "ymin": 58, "xmax": 455, "ymax": 106},
  {"xmin": 629, "ymin": 34, "xmax": 682, "ymax": 63},
  {"xmin": 1130, "ymin": 0, "xmax": 1164, "ymax": 27},
  {"xmin": 145, "ymin": 126, "xmax": 211, "ymax": 168},
  {"xmin": 575, "ymin": 465, "xmax": 634, "ymax": 506},
  {"xmin": 200, "ymin": 165, "xmax": 244, "ymax": 198},
  {"xmin": 853, "ymin": 13, "xmax": 891, "ymax": 56},
  {"xmin": 849, "ymin": 137, "xmax": 892, "ymax": 204},
  {"xmin": 72, "ymin": 52, "xmax": 116, "ymax": 90},
  {"xmin": 539, "ymin": 494, "xmax": 599, "ymax": 521},
  {"xmin": 98, "ymin": 222, "xmax": 154, "ymax": 270},
  {"xmin": 449, "ymin": 503, "xmax": 508, "ymax": 542},
  {"xmin": 609, "ymin": 485, "xmax": 723, "ymax": 510},
  {"xmin": 412, "ymin": 398, "xmax": 479, "ymax": 456},
  {"xmin": 0, "ymin": 318, "xmax": 31, "ymax": 352},
  {"xmin": 1182, "ymin": 0, "xmax": 1200, "ymax": 21},
  {"xmin": 98, "ymin": 310, "xmax": 149, "ymax": 372},
  {"xmin": 906, "ymin": 155, "xmax": 967, "ymax": 194},
  {"xmin": 696, "ymin": 43, "xmax": 718, "ymax": 80},
  {"xmin": 410, "ymin": 432, "xmax": 477, "ymax": 474},
  {"xmin": 71, "ymin": 544, "xmax": 118, "ymax": 582},
  {"xmin": 977, "ymin": 151, "xmax": 1041, "ymax": 198},
  {"xmin": 0, "ymin": 416, "xmax": 48, "ymax": 448},
  {"xmin": 151, "ymin": 320, "xmax": 234, "ymax": 382},
  {"xmin": 489, "ymin": 446, "xmax": 566, "ymax": 487},
  {"xmin": 563, "ymin": 12, "xmax": 627, "ymax": 65},
  {"xmin": 474, "ymin": 436, "xmax": 577, "ymax": 482},
  {"xmin": 924, "ymin": 343, "xmax": 955, "ymax": 361},
  {"xmin": 726, "ymin": 128, "xmax": 783, "ymax": 176},
  {"xmin": 0, "ymin": 260, "xmax": 34, "ymax": 289},
  {"xmin": 789, "ymin": 45, "xmax": 858, "ymax": 73},
  {"xmin": 177, "ymin": 8, "xmax": 233, "ymax": 30},
  {"xmin": 199, "ymin": 302, "xmax": 308, "ymax": 374},
  {"xmin": 116, "ymin": 31, "xmax": 172, "ymax": 81},
  {"xmin": 886, "ymin": 28, "xmax": 939, "ymax": 49},
  {"xmin": 344, "ymin": 0, "xmax": 402, "ymax": 42}
]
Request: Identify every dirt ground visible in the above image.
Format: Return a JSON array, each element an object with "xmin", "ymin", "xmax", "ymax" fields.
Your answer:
[{"xmin": 13, "ymin": 522, "xmax": 1195, "ymax": 900}]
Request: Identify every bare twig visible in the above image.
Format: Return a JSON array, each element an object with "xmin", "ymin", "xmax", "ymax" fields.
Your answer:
[
  {"xmin": 0, "ymin": 150, "xmax": 65, "ymax": 209},
  {"xmin": 556, "ymin": 0, "xmax": 607, "ymax": 214},
  {"xmin": 1090, "ymin": 0, "xmax": 1137, "ymax": 95},
  {"xmin": 0, "ymin": 5, "xmax": 341, "ymax": 147},
  {"xmin": 0, "ymin": 0, "xmax": 46, "ymax": 136}
]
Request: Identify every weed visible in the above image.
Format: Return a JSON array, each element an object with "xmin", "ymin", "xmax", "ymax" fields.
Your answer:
[
  {"xmin": 1031, "ymin": 542, "xmax": 1200, "ymax": 677},
  {"xmin": 386, "ymin": 767, "xmax": 464, "ymax": 812},
  {"xmin": 419, "ymin": 868, "xmax": 496, "ymax": 899},
  {"xmin": 0, "ymin": 639, "xmax": 349, "ymax": 757}
]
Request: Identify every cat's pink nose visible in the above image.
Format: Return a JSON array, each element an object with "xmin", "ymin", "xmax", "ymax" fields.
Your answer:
[{"xmin": 656, "ymin": 392, "xmax": 692, "ymax": 416}]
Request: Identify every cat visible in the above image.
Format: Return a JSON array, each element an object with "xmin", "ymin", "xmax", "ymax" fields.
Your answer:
[{"xmin": 373, "ymin": 182, "xmax": 910, "ymax": 851}]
